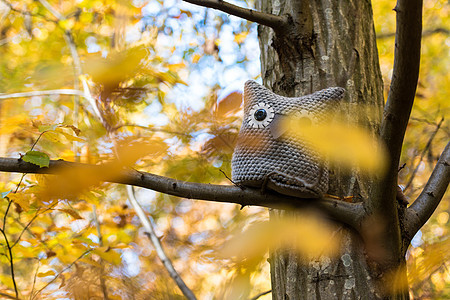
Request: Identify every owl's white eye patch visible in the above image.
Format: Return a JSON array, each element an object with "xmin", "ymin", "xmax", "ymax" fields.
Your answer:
[
  {"xmin": 248, "ymin": 103, "xmax": 275, "ymax": 128},
  {"xmin": 293, "ymin": 109, "xmax": 319, "ymax": 126}
]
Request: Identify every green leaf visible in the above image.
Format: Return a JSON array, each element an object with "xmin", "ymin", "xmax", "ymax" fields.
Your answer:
[
  {"xmin": 1, "ymin": 190, "xmax": 11, "ymax": 198},
  {"xmin": 22, "ymin": 151, "xmax": 50, "ymax": 167}
]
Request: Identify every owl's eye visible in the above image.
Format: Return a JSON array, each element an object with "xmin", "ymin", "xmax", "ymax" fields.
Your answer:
[
  {"xmin": 254, "ymin": 109, "xmax": 267, "ymax": 121},
  {"xmin": 248, "ymin": 103, "xmax": 275, "ymax": 129}
]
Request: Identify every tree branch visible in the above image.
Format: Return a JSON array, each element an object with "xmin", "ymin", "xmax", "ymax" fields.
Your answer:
[
  {"xmin": 404, "ymin": 117, "xmax": 444, "ymax": 191},
  {"xmin": 0, "ymin": 89, "xmax": 85, "ymax": 100},
  {"xmin": 249, "ymin": 290, "xmax": 271, "ymax": 300},
  {"xmin": 405, "ymin": 142, "xmax": 450, "ymax": 240},
  {"xmin": 377, "ymin": 27, "xmax": 449, "ymax": 39},
  {"xmin": 370, "ymin": 0, "xmax": 423, "ymax": 261},
  {"xmin": 127, "ymin": 186, "xmax": 197, "ymax": 300},
  {"xmin": 0, "ymin": 157, "xmax": 364, "ymax": 232},
  {"xmin": 379, "ymin": 0, "xmax": 423, "ymax": 175},
  {"xmin": 182, "ymin": 0, "xmax": 288, "ymax": 30}
]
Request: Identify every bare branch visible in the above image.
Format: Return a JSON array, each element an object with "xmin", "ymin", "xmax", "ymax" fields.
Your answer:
[
  {"xmin": 0, "ymin": 89, "xmax": 85, "ymax": 100},
  {"xmin": 377, "ymin": 27, "xmax": 449, "ymax": 39},
  {"xmin": 92, "ymin": 205, "xmax": 109, "ymax": 300},
  {"xmin": 249, "ymin": 290, "xmax": 271, "ymax": 300},
  {"xmin": 406, "ymin": 142, "xmax": 450, "ymax": 239},
  {"xmin": 370, "ymin": 0, "xmax": 423, "ymax": 261},
  {"xmin": 0, "ymin": 0, "xmax": 57, "ymax": 22},
  {"xmin": 33, "ymin": 249, "xmax": 92, "ymax": 299},
  {"xmin": 127, "ymin": 186, "xmax": 197, "ymax": 300},
  {"xmin": 37, "ymin": 0, "xmax": 63, "ymax": 20},
  {"xmin": 183, "ymin": 0, "xmax": 288, "ymax": 30},
  {"xmin": 404, "ymin": 117, "xmax": 444, "ymax": 191},
  {"xmin": 379, "ymin": 0, "xmax": 423, "ymax": 171},
  {"xmin": 0, "ymin": 157, "xmax": 365, "ymax": 231}
]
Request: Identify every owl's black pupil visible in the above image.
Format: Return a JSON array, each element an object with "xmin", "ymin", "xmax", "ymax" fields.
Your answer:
[{"xmin": 254, "ymin": 109, "xmax": 267, "ymax": 121}]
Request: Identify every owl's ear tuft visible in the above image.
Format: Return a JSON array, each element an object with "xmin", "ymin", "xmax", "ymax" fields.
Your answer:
[{"xmin": 244, "ymin": 80, "xmax": 274, "ymax": 103}]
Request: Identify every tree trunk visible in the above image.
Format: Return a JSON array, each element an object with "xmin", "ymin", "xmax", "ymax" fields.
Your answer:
[{"xmin": 255, "ymin": 0, "xmax": 405, "ymax": 298}]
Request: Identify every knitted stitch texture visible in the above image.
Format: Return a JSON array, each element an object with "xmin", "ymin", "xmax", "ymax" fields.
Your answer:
[{"xmin": 231, "ymin": 80, "xmax": 345, "ymax": 198}]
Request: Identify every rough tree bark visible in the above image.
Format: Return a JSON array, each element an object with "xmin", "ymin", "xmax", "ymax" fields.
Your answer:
[{"xmin": 256, "ymin": 0, "xmax": 389, "ymax": 299}]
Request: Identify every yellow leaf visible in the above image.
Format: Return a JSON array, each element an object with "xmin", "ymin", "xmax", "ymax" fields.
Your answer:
[
  {"xmin": 37, "ymin": 270, "xmax": 56, "ymax": 277},
  {"xmin": 234, "ymin": 32, "xmax": 248, "ymax": 44},
  {"xmin": 55, "ymin": 128, "xmax": 85, "ymax": 142},
  {"xmin": 0, "ymin": 114, "xmax": 29, "ymax": 134},
  {"xmin": 192, "ymin": 54, "xmax": 202, "ymax": 63},
  {"xmin": 93, "ymin": 247, "xmax": 122, "ymax": 265},
  {"xmin": 8, "ymin": 193, "xmax": 31, "ymax": 211},
  {"xmin": 58, "ymin": 208, "xmax": 83, "ymax": 220},
  {"xmin": 58, "ymin": 19, "xmax": 75, "ymax": 30},
  {"xmin": 220, "ymin": 213, "xmax": 341, "ymax": 263},
  {"xmin": 282, "ymin": 115, "xmax": 387, "ymax": 174},
  {"xmin": 116, "ymin": 138, "xmax": 168, "ymax": 166},
  {"xmin": 167, "ymin": 62, "xmax": 186, "ymax": 72}
]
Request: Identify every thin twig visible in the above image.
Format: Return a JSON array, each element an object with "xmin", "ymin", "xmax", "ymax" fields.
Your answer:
[
  {"xmin": 406, "ymin": 141, "xmax": 450, "ymax": 238},
  {"xmin": 11, "ymin": 208, "xmax": 41, "ymax": 249},
  {"xmin": 2, "ymin": 198, "xmax": 12, "ymax": 231},
  {"xmin": 0, "ymin": 199, "xmax": 19, "ymax": 298},
  {"xmin": 112, "ymin": 124, "xmax": 189, "ymax": 137},
  {"xmin": 183, "ymin": 0, "xmax": 289, "ymax": 30},
  {"xmin": 377, "ymin": 27, "xmax": 449, "ymax": 39},
  {"xmin": 126, "ymin": 186, "xmax": 197, "ymax": 300},
  {"xmin": 0, "ymin": 89, "xmax": 85, "ymax": 100},
  {"xmin": 92, "ymin": 205, "xmax": 109, "ymax": 300},
  {"xmin": 404, "ymin": 117, "xmax": 444, "ymax": 191},
  {"xmin": 14, "ymin": 174, "xmax": 26, "ymax": 194},
  {"xmin": 0, "ymin": 292, "xmax": 19, "ymax": 300},
  {"xmin": 37, "ymin": 0, "xmax": 63, "ymax": 20},
  {"xmin": 32, "ymin": 249, "xmax": 92, "ymax": 299},
  {"xmin": 0, "ymin": 0, "xmax": 57, "ymax": 22},
  {"xmin": 249, "ymin": 290, "xmax": 272, "ymax": 300},
  {"xmin": 37, "ymin": 0, "xmax": 83, "ymax": 157},
  {"xmin": 29, "ymin": 260, "xmax": 40, "ymax": 300},
  {"xmin": 219, "ymin": 169, "xmax": 244, "ymax": 190}
]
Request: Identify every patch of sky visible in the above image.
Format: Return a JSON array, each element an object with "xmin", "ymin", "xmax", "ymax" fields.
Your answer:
[
  {"xmin": 88, "ymin": 233, "xmax": 100, "ymax": 244},
  {"xmin": 411, "ymin": 230, "xmax": 423, "ymax": 248},
  {"xmin": 175, "ymin": 199, "xmax": 193, "ymax": 214},
  {"xmin": 122, "ymin": 249, "xmax": 141, "ymax": 277},
  {"xmin": 142, "ymin": 1, "xmax": 161, "ymax": 16},
  {"xmin": 189, "ymin": 231, "xmax": 210, "ymax": 244},
  {"xmin": 85, "ymin": 36, "xmax": 101, "ymax": 53},
  {"xmin": 140, "ymin": 0, "xmax": 260, "ymax": 115}
]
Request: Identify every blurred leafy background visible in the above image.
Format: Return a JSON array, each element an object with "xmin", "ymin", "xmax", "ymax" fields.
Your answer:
[{"xmin": 0, "ymin": 0, "xmax": 448, "ymax": 299}]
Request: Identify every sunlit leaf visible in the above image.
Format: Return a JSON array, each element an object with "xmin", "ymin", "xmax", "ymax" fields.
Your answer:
[
  {"xmin": 54, "ymin": 128, "xmax": 85, "ymax": 142},
  {"xmin": 8, "ymin": 193, "xmax": 31, "ymax": 211},
  {"xmin": 216, "ymin": 91, "xmax": 242, "ymax": 118},
  {"xmin": 220, "ymin": 213, "xmax": 341, "ymax": 263},
  {"xmin": 281, "ymin": 115, "xmax": 388, "ymax": 174},
  {"xmin": 234, "ymin": 32, "xmax": 248, "ymax": 44},
  {"xmin": 92, "ymin": 247, "xmax": 122, "ymax": 265},
  {"xmin": 22, "ymin": 150, "xmax": 50, "ymax": 168},
  {"xmin": 37, "ymin": 270, "xmax": 56, "ymax": 277},
  {"xmin": 116, "ymin": 138, "xmax": 168, "ymax": 166},
  {"xmin": 58, "ymin": 208, "xmax": 83, "ymax": 220}
]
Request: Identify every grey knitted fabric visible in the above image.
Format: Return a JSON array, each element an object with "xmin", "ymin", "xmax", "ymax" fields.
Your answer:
[{"xmin": 231, "ymin": 80, "xmax": 345, "ymax": 198}]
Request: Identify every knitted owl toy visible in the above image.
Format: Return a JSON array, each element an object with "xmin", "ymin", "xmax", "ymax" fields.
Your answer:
[{"xmin": 231, "ymin": 80, "xmax": 345, "ymax": 198}]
